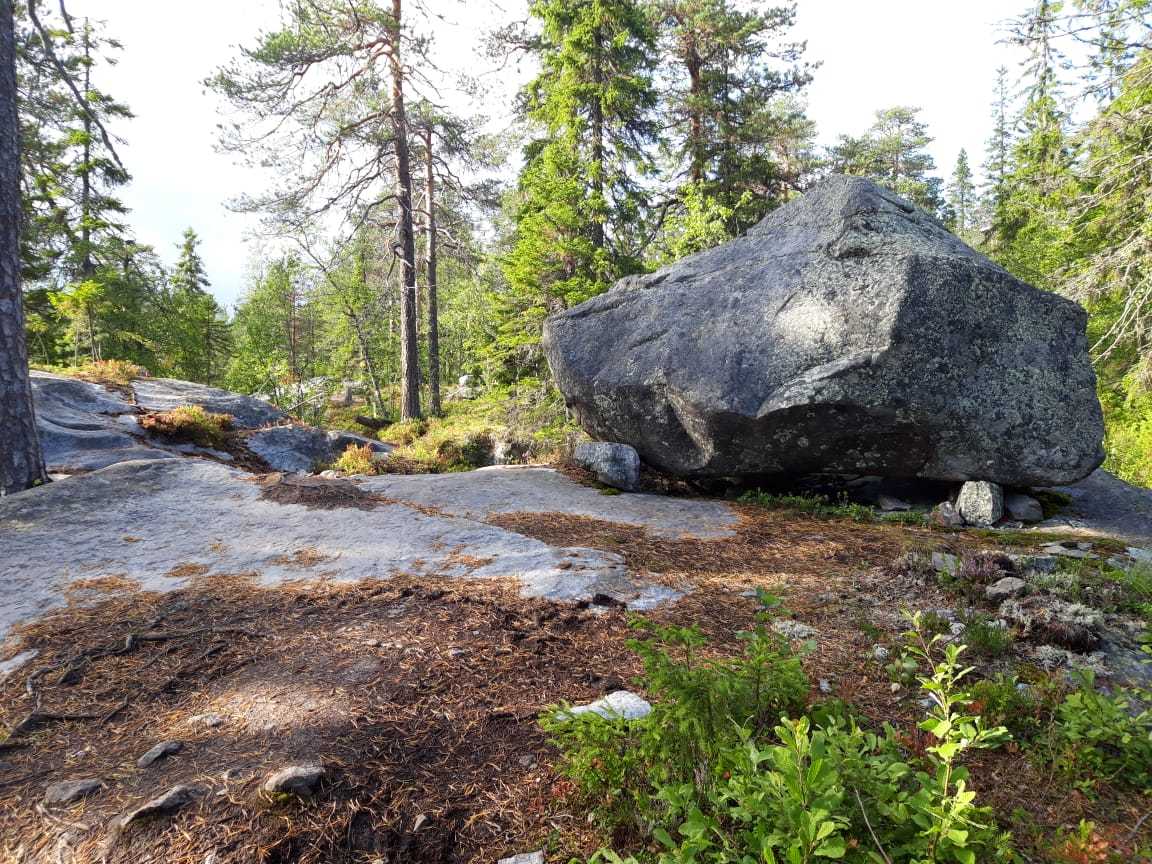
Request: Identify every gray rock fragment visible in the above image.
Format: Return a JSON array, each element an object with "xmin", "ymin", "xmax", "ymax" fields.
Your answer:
[
  {"xmin": 43, "ymin": 778, "xmax": 103, "ymax": 806},
  {"xmin": 262, "ymin": 764, "xmax": 327, "ymax": 796},
  {"xmin": 136, "ymin": 740, "xmax": 184, "ymax": 769},
  {"xmin": 957, "ymin": 481, "xmax": 1004, "ymax": 527},
  {"xmin": 772, "ymin": 619, "xmax": 817, "ymax": 640},
  {"xmin": 1005, "ymin": 493, "xmax": 1044, "ymax": 523},
  {"xmin": 877, "ymin": 494, "xmax": 911, "ymax": 512},
  {"xmin": 120, "ymin": 784, "xmax": 202, "ymax": 826},
  {"xmin": 932, "ymin": 502, "xmax": 964, "ymax": 528},
  {"xmin": 572, "ymin": 442, "xmax": 641, "ymax": 492},
  {"xmin": 986, "ymin": 576, "xmax": 1028, "ymax": 602}
]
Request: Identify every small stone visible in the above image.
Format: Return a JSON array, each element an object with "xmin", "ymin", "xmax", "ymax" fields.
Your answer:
[
  {"xmin": 188, "ymin": 713, "xmax": 224, "ymax": 728},
  {"xmin": 137, "ymin": 740, "xmax": 184, "ymax": 769},
  {"xmin": 876, "ymin": 494, "xmax": 911, "ymax": 512},
  {"xmin": 44, "ymin": 778, "xmax": 103, "ymax": 806},
  {"xmin": 818, "ymin": 678, "xmax": 833, "ymax": 694},
  {"xmin": 930, "ymin": 552, "xmax": 959, "ymax": 574},
  {"xmin": 1039, "ymin": 542, "xmax": 1098, "ymax": 560},
  {"xmin": 772, "ymin": 619, "xmax": 817, "ymax": 640},
  {"xmin": 517, "ymin": 755, "xmax": 536, "ymax": 768},
  {"xmin": 949, "ymin": 622, "xmax": 966, "ymax": 637},
  {"xmin": 121, "ymin": 784, "xmax": 202, "ymax": 826},
  {"xmin": 1009, "ymin": 554, "xmax": 1059, "ymax": 574},
  {"xmin": 872, "ymin": 645, "xmax": 890, "ymax": 662},
  {"xmin": 931, "ymin": 501, "xmax": 965, "ymax": 528},
  {"xmin": 1005, "ymin": 493, "xmax": 1044, "ymax": 523},
  {"xmin": 498, "ymin": 853, "xmax": 545, "ymax": 864},
  {"xmin": 956, "ymin": 481, "xmax": 1004, "ymax": 527},
  {"xmin": 559, "ymin": 690, "xmax": 652, "ymax": 722},
  {"xmin": 986, "ymin": 576, "xmax": 1028, "ymax": 602},
  {"xmin": 262, "ymin": 764, "xmax": 327, "ymax": 796},
  {"xmin": 572, "ymin": 442, "xmax": 641, "ymax": 492}
]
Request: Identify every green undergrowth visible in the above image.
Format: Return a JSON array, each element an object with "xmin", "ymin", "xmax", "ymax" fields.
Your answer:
[
  {"xmin": 739, "ymin": 490, "xmax": 929, "ymax": 525},
  {"xmin": 369, "ymin": 380, "xmax": 582, "ymax": 473},
  {"xmin": 545, "ymin": 609, "xmax": 1021, "ymax": 864},
  {"xmin": 31, "ymin": 358, "xmax": 143, "ymax": 388}
]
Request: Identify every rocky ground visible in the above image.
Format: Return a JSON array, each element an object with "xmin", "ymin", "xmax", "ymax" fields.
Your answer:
[{"xmin": 2, "ymin": 372, "xmax": 1151, "ymax": 863}]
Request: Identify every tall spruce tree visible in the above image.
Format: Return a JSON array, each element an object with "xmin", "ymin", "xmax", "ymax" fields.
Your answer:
[
  {"xmin": 164, "ymin": 228, "xmax": 228, "ymax": 383},
  {"xmin": 498, "ymin": 0, "xmax": 658, "ymax": 378},
  {"xmin": 655, "ymin": 0, "xmax": 815, "ymax": 229},
  {"xmin": 947, "ymin": 149, "xmax": 976, "ymax": 238},
  {"xmin": 982, "ymin": 65, "xmax": 1014, "ymax": 217},
  {"xmin": 828, "ymin": 106, "xmax": 943, "ymax": 212}
]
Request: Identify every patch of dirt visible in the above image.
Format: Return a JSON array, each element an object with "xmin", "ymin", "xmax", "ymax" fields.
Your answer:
[
  {"xmin": 1, "ymin": 505, "xmax": 1144, "ymax": 863},
  {"xmin": 257, "ymin": 473, "xmax": 382, "ymax": 510}
]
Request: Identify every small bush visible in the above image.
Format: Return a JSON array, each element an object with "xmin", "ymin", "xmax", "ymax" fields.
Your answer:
[
  {"xmin": 435, "ymin": 430, "xmax": 493, "ymax": 470},
  {"xmin": 545, "ymin": 612, "xmax": 1015, "ymax": 864},
  {"xmin": 380, "ymin": 418, "xmax": 429, "ymax": 446},
  {"xmin": 962, "ymin": 613, "xmax": 1015, "ymax": 657},
  {"xmin": 1049, "ymin": 672, "xmax": 1152, "ymax": 791},
  {"xmin": 332, "ymin": 443, "xmax": 380, "ymax": 476},
  {"xmin": 139, "ymin": 406, "xmax": 233, "ymax": 449}
]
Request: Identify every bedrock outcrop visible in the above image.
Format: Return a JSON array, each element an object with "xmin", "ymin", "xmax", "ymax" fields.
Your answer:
[{"xmin": 543, "ymin": 175, "xmax": 1105, "ymax": 485}]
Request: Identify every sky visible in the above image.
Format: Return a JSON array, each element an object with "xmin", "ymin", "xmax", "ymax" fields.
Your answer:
[{"xmin": 81, "ymin": 0, "xmax": 1025, "ymax": 308}]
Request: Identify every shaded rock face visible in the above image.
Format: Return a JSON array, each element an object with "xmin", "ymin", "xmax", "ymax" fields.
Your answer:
[
  {"xmin": 543, "ymin": 176, "xmax": 1105, "ymax": 486},
  {"xmin": 247, "ymin": 426, "xmax": 391, "ymax": 473}
]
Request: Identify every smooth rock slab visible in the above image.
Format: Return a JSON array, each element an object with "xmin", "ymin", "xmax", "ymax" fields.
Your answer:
[
  {"xmin": 43, "ymin": 778, "xmax": 103, "ymax": 806},
  {"xmin": 133, "ymin": 378, "xmax": 286, "ymax": 429},
  {"xmin": 0, "ymin": 461, "xmax": 728, "ymax": 638}
]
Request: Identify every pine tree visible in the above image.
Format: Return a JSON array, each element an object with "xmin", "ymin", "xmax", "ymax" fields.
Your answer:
[
  {"xmin": 164, "ymin": 228, "xmax": 229, "ymax": 383},
  {"xmin": 498, "ymin": 0, "xmax": 658, "ymax": 378},
  {"xmin": 828, "ymin": 106, "xmax": 943, "ymax": 212},
  {"xmin": 946, "ymin": 149, "xmax": 976, "ymax": 237},
  {"xmin": 982, "ymin": 65, "xmax": 1014, "ymax": 216},
  {"xmin": 655, "ymin": 0, "xmax": 815, "ymax": 228}
]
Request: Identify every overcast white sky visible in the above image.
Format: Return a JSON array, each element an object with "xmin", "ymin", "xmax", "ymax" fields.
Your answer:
[{"xmin": 80, "ymin": 0, "xmax": 1024, "ymax": 307}]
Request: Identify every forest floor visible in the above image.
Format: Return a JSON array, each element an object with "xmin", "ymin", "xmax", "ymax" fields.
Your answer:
[{"xmin": 1, "ymin": 494, "xmax": 1149, "ymax": 864}]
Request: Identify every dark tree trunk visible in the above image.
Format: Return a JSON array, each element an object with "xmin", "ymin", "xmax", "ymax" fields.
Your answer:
[
  {"xmin": 0, "ymin": 0, "xmax": 49, "ymax": 495},
  {"xmin": 390, "ymin": 0, "xmax": 420, "ymax": 420},
  {"xmin": 590, "ymin": 24, "xmax": 605, "ymax": 253},
  {"xmin": 421, "ymin": 123, "xmax": 440, "ymax": 417}
]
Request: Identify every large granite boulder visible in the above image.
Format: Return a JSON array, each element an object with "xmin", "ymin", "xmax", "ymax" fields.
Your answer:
[{"xmin": 543, "ymin": 176, "xmax": 1105, "ymax": 486}]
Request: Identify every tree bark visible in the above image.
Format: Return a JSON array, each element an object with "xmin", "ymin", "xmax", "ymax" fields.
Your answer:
[
  {"xmin": 0, "ymin": 0, "xmax": 49, "ymax": 495},
  {"xmin": 389, "ymin": 0, "xmax": 421, "ymax": 420},
  {"xmin": 421, "ymin": 123, "xmax": 440, "ymax": 416}
]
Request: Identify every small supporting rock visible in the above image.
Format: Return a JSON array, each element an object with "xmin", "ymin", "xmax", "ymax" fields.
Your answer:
[
  {"xmin": 1004, "ymin": 493, "xmax": 1044, "ymax": 523},
  {"xmin": 956, "ymin": 481, "xmax": 1004, "ymax": 527},
  {"xmin": 876, "ymin": 494, "xmax": 911, "ymax": 512},
  {"xmin": 931, "ymin": 502, "xmax": 964, "ymax": 528},
  {"xmin": 136, "ymin": 740, "xmax": 184, "ymax": 769},
  {"xmin": 572, "ymin": 442, "xmax": 640, "ymax": 492},
  {"xmin": 43, "ymin": 778, "xmax": 103, "ymax": 806},
  {"xmin": 262, "ymin": 764, "xmax": 327, "ymax": 796}
]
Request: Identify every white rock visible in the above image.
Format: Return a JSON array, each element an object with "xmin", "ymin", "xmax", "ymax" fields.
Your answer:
[
  {"xmin": 956, "ymin": 481, "xmax": 1004, "ymax": 527},
  {"xmin": 772, "ymin": 619, "xmax": 817, "ymax": 640},
  {"xmin": 559, "ymin": 690, "xmax": 652, "ymax": 722},
  {"xmin": 498, "ymin": 853, "xmax": 545, "ymax": 864}
]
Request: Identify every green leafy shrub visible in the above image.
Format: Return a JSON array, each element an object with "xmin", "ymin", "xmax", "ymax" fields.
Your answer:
[
  {"xmin": 1049, "ymin": 672, "xmax": 1152, "ymax": 790},
  {"xmin": 546, "ymin": 613, "xmax": 1014, "ymax": 864},
  {"xmin": 139, "ymin": 406, "xmax": 233, "ymax": 450}
]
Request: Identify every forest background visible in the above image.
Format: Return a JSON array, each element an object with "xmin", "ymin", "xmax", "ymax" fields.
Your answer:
[{"xmin": 16, "ymin": 0, "xmax": 1152, "ymax": 486}]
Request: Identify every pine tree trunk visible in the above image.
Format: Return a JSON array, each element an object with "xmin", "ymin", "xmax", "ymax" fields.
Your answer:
[
  {"xmin": 422, "ymin": 124, "xmax": 441, "ymax": 417},
  {"xmin": 390, "ymin": 0, "xmax": 421, "ymax": 420},
  {"xmin": 686, "ymin": 39, "xmax": 704, "ymax": 184},
  {"xmin": 0, "ymin": 0, "xmax": 49, "ymax": 496}
]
